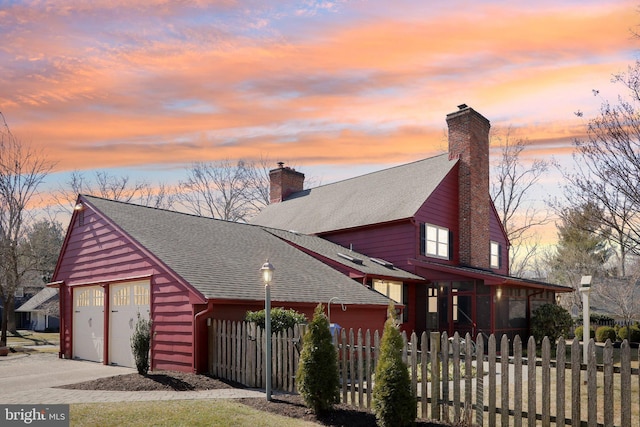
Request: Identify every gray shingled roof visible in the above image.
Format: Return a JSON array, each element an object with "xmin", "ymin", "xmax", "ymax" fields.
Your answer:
[
  {"xmin": 82, "ymin": 196, "xmax": 395, "ymax": 306},
  {"xmin": 264, "ymin": 228, "xmax": 422, "ymax": 280},
  {"xmin": 16, "ymin": 287, "xmax": 58, "ymax": 313},
  {"xmin": 251, "ymin": 154, "xmax": 457, "ymax": 234}
]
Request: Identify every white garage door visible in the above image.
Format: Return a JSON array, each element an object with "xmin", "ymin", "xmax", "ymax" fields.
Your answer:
[
  {"xmin": 109, "ymin": 281, "xmax": 150, "ymax": 368},
  {"xmin": 73, "ymin": 286, "xmax": 105, "ymax": 363}
]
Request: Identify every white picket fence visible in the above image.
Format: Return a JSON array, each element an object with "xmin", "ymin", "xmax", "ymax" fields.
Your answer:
[{"xmin": 210, "ymin": 320, "xmax": 640, "ymax": 426}]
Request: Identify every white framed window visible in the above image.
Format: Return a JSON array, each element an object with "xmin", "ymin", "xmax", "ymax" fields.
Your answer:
[
  {"xmin": 373, "ymin": 279, "xmax": 406, "ymax": 323},
  {"xmin": 421, "ymin": 223, "xmax": 450, "ymax": 259},
  {"xmin": 490, "ymin": 241, "xmax": 501, "ymax": 269}
]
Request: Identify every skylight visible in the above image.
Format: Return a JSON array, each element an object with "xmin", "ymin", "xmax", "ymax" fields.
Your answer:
[
  {"xmin": 370, "ymin": 257, "xmax": 394, "ymax": 268},
  {"xmin": 337, "ymin": 252, "xmax": 364, "ymax": 265}
]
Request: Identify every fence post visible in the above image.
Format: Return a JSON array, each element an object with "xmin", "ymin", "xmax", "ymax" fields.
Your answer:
[
  {"xmin": 571, "ymin": 338, "xmax": 580, "ymax": 426},
  {"xmin": 475, "ymin": 333, "xmax": 484, "ymax": 427},
  {"xmin": 410, "ymin": 331, "xmax": 418, "ymax": 409},
  {"xmin": 513, "ymin": 335, "xmax": 522, "ymax": 427},
  {"xmin": 420, "ymin": 332, "xmax": 428, "ymax": 419},
  {"xmin": 556, "ymin": 337, "xmax": 565, "ymax": 427},
  {"xmin": 440, "ymin": 332, "xmax": 449, "ymax": 423},
  {"xmin": 366, "ymin": 329, "xmax": 372, "ymax": 408},
  {"xmin": 620, "ymin": 340, "xmax": 631, "ymax": 427},
  {"xmin": 527, "ymin": 336, "xmax": 536, "ymax": 427},
  {"xmin": 430, "ymin": 331, "xmax": 440, "ymax": 421},
  {"xmin": 465, "ymin": 332, "xmax": 473, "ymax": 422},
  {"xmin": 349, "ymin": 328, "xmax": 356, "ymax": 404},
  {"xmin": 501, "ymin": 334, "xmax": 510, "ymax": 427},
  {"xmin": 603, "ymin": 340, "xmax": 613, "ymax": 427},
  {"xmin": 587, "ymin": 339, "xmax": 597, "ymax": 427},
  {"xmin": 358, "ymin": 329, "xmax": 364, "ymax": 408},
  {"xmin": 541, "ymin": 336, "xmax": 550, "ymax": 427},
  {"xmin": 453, "ymin": 332, "xmax": 462, "ymax": 423},
  {"xmin": 341, "ymin": 328, "xmax": 347, "ymax": 403},
  {"xmin": 488, "ymin": 334, "xmax": 496, "ymax": 427}
]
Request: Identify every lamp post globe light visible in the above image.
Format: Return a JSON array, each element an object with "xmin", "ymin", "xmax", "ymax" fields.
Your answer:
[{"xmin": 261, "ymin": 260, "xmax": 274, "ymax": 401}]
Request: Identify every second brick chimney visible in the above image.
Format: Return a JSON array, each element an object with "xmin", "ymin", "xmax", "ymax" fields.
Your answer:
[
  {"xmin": 269, "ymin": 162, "xmax": 305, "ymax": 204},
  {"xmin": 446, "ymin": 104, "xmax": 491, "ymax": 269}
]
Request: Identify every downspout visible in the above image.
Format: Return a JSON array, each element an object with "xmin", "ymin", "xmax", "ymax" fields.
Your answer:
[{"xmin": 193, "ymin": 303, "xmax": 215, "ymax": 374}]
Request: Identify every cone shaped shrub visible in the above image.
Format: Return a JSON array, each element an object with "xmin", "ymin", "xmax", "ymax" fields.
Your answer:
[
  {"xmin": 372, "ymin": 303, "xmax": 416, "ymax": 427},
  {"xmin": 130, "ymin": 314, "xmax": 152, "ymax": 375},
  {"xmin": 296, "ymin": 303, "xmax": 340, "ymax": 413}
]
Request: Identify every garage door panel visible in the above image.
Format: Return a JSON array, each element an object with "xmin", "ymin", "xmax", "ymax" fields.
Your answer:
[
  {"xmin": 73, "ymin": 286, "xmax": 104, "ymax": 363},
  {"xmin": 109, "ymin": 281, "xmax": 150, "ymax": 368}
]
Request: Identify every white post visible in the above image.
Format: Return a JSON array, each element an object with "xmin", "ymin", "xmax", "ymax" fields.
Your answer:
[{"xmin": 579, "ymin": 275, "xmax": 592, "ymax": 364}]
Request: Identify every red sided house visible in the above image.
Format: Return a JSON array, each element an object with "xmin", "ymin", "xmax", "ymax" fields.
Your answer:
[
  {"xmin": 51, "ymin": 195, "xmax": 419, "ymax": 372},
  {"xmin": 253, "ymin": 105, "xmax": 571, "ymax": 341}
]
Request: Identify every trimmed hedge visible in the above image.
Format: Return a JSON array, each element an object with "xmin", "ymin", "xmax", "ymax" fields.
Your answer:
[
  {"xmin": 574, "ymin": 325, "xmax": 595, "ymax": 340},
  {"xmin": 618, "ymin": 325, "xmax": 640, "ymax": 342},
  {"xmin": 245, "ymin": 307, "xmax": 306, "ymax": 334},
  {"xmin": 595, "ymin": 326, "xmax": 617, "ymax": 343}
]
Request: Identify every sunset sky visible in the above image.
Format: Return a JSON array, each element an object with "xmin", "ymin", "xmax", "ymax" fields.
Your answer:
[{"xmin": 1, "ymin": 1, "xmax": 639, "ymax": 241}]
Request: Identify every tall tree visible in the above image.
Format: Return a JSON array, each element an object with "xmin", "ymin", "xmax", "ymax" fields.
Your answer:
[
  {"xmin": 490, "ymin": 128, "xmax": 550, "ymax": 277},
  {"xmin": 23, "ymin": 219, "xmax": 65, "ymax": 284},
  {"xmin": 547, "ymin": 203, "xmax": 612, "ymax": 311},
  {"xmin": 562, "ymin": 61, "xmax": 640, "ymax": 276},
  {"xmin": 177, "ymin": 159, "xmax": 269, "ymax": 222},
  {"xmin": 0, "ymin": 115, "xmax": 54, "ymax": 344}
]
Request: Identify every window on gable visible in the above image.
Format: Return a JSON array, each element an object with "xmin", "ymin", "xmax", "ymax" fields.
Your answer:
[
  {"xmin": 490, "ymin": 241, "xmax": 502, "ymax": 269},
  {"xmin": 420, "ymin": 223, "xmax": 450, "ymax": 259}
]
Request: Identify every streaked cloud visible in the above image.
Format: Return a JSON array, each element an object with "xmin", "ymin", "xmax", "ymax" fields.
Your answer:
[{"xmin": 1, "ymin": 0, "xmax": 637, "ymax": 183}]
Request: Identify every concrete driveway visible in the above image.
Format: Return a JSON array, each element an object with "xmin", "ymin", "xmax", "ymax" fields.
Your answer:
[{"xmin": 0, "ymin": 352, "xmax": 264, "ymax": 404}]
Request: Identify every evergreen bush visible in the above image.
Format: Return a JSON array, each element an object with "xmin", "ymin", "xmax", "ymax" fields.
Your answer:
[
  {"xmin": 296, "ymin": 304, "xmax": 340, "ymax": 413},
  {"xmin": 618, "ymin": 325, "xmax": 640, "ymax": 342},
  {"xmin": 130, "ymin": 314, "xmax": 152, "ymax": 375},
  {"xmin": 574, "ymin": 325, "xmax": 595, "ymax": 340},
  {"xmin": 245, "ymin": 307, "xmax": 306, "ymax": 334},
  {"xmin": 530, "ymin": 303, "xmax": 572, "ymax": 343},
  {"xmin": 595, "ymin": 326, "xmax": 617, "ymax": 343},
  {"xmin": 372, "ymin": 303, "xmax": 416, "ymax": 427}
]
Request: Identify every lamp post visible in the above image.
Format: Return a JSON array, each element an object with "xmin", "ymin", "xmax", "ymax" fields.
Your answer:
[
  {"xmin": 260, "ymin": 259, "xmax": 274, "ymax": 401},
  {"xmin": 579, "ymin": 275, "xmax": 592, "ymax": 364}
]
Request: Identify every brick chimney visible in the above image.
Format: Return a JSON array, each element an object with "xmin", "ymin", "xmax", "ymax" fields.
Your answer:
[
  {"xmin": 269, "ymin": 162, "xmax": 305, "ymax": 203},
  {"xmin": 446, "ymin": 104, "xmax": 491, "ymax": 269}
]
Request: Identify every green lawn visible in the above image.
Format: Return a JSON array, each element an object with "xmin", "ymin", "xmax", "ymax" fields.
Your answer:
[{"xmin": 70, "ymin": 400, "xmax": 319, "ymax": 427}]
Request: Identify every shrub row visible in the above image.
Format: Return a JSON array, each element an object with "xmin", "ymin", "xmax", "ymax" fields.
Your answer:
[{"xmin": 574, "ymin": 324, "xmax": 640, "ymax": 343}]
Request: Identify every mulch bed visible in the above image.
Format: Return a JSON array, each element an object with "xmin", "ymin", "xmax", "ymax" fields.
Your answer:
[{"xmin": 59, "ymin": 371, "xmax": 448, "ymax": 426}]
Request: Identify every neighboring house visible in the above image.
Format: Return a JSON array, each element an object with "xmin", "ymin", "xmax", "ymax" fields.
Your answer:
[
  {"xmin": 15, "ymin": 287, "xmax": 60, "ymax": 332},
  {"xmin": 51, "ymin": 195, "xmax": 419, "ymax": 372},
  {"xmin": 253, "ymin": 105, "xmax": 571, "ymax": 341}
]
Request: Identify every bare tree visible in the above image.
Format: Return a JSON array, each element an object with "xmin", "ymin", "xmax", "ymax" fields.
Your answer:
[
  {"xmin": 0, "ymin": 114, "xmax": 54, "ymax": 344},
  {"xmin": 560, "ymin": 61, "xmax": 640, "ymax": 276},
  {"xmin": 54, "ymin": 170, "xmax": 175, "ymax": 216},
  {"xmin": 177, "ymin": 160, "xmax": 259, "ymax": 221},
  {"xmin": 490, "ymin": 128, "xmax": 550, "ymax": 277}
]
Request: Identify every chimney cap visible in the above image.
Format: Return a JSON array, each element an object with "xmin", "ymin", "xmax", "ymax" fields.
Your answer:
[
  {"xmin": 457, "ymin": 104, "xmax": 468, "ymax": 110},
  {"xmin": 277, "ymin": 161, "xmax": 285, "ymax": 168}
]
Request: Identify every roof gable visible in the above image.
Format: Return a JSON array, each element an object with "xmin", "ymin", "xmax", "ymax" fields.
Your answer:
[
  {"xmin": 79, "ymin": 195, "xmax": 396, "ymax": 306},
  {"xmin": 251, "ymin": 154, "xmax": 457, "ymax": 234}
]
